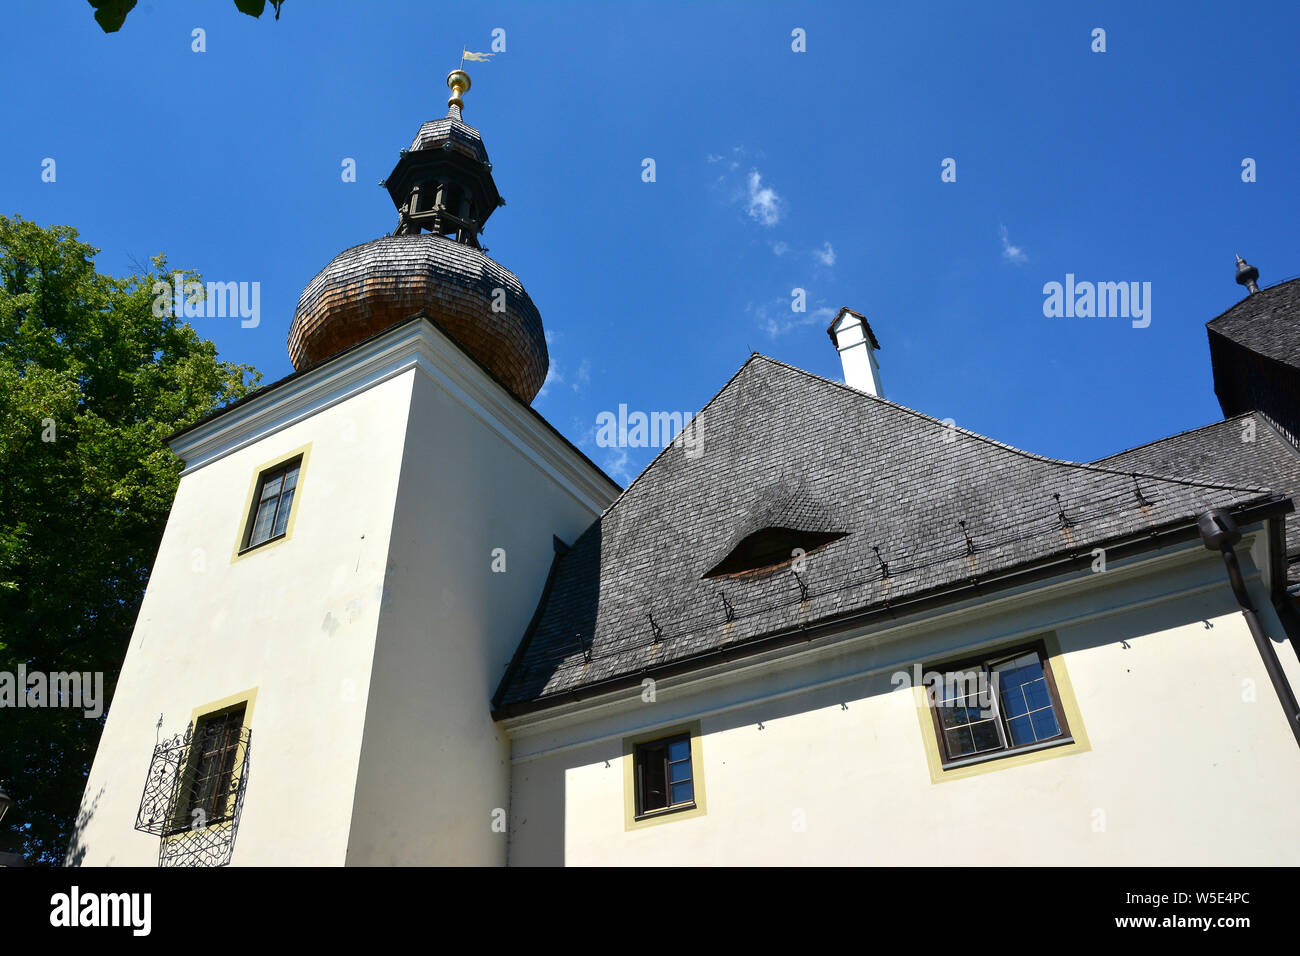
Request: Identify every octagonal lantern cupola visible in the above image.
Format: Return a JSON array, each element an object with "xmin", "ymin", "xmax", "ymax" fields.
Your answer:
[{"xmin": 383, "ymin": 70, "xmax": 503, "ymax": 248}]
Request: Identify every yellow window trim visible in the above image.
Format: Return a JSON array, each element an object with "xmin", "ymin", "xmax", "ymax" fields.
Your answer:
[
  {"xmin": 229, "ymin": 443, "xmax": 312, "ymax": 564},
  {"xmin": 161, "ymin": 688, "xmax": 258, "ymax": 842},
  {"xmin": 622, "ymin": 721, "xmax": 708, "ymax": 831},
  {"xmin": 913, "ymin": 632, "xmax": 1090, "ymax": 784}
]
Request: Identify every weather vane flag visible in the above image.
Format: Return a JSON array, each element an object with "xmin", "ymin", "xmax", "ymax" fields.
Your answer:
[{"xmin": 461, "ymin": 49, "xmax": 493, "ymax": 65}]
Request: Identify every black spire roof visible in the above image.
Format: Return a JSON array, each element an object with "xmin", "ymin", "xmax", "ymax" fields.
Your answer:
[
  {"xmin": 1207, "ymin": 274, "xmax": 1300, "ymax": 446},
  {"xmin": 1209, "ymin": 275, "xmax": 1300, "ymax": 369}
]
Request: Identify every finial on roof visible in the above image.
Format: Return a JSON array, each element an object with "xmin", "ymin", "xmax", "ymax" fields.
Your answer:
[
  {"xmin": 446, "ymin": 69, "xmax": 471, "ymax": 116},
  {"xmin": 1235, "ymin": 254, "xmax": 1260, "ymax": 295}
]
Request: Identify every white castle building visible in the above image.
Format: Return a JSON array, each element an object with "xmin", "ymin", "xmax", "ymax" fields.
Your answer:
[{"xmin": 71, "ymin": 74, "xmax": 1300, "ymax": 866}]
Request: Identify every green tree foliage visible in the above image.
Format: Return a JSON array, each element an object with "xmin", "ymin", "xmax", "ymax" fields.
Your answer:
[
  {"xmin": 88, "ymin": 0, "xmax": 284, "ymax": 33},
  {"xmin": 0, "ymin": 216, "xmax": 259, "ymax": 864}
]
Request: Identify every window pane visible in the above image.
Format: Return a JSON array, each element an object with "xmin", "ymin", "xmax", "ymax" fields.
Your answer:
[
  {"xmin": 1000, "ymin": 687, "xmax": 1030, "ymax": 718},
  {"xmin": 1030, "ymin": 707, "xmax": 1061, "ymax": 741},
  {"xmin": 1005, "ymin": 714, "xmax": 1036, "ymax": 747},
  {"xmin": 936, "ymin": 702, "xmax": 967, "ymax": 730},
  {"xmin": 670, "ymin": 781, "xmax": 694, "ymax": 805},
  {"xmin": 639, "ymin": 745, "xmax": 667, "ymax": 812},
  {"xmin": 186, "ymin": 707, "xmax": 244, "ymax": 823},
  {"xmin": 281, "ymin": 464, "xmax": 299, "ymax": 491},
  {"xmin": 938, "ymin": 702, "xmax": 991, "ymax": 730},
  {"xmin": 1024, "ymin": 679, "xmax": 1051, "ymax": 711},
  {"xmin": 667, "ymin": 738, "xmax": 690, "ymax": 762},
  {"xmin": 968, "ymin": 719, "xmax": 1002, "ymax": 753},
  {"xmin": 669, "ymin": 760, "xmax": 691, "ymax": 784},
  {"xmin": 944, "ymin": 725, "xmax": 976, "ymax": 758},
  {"xmin": 249, "ymin": 498, "xmax": 277, "ymax": 546},
  {"xmin": 272, "ymin": 486, "xmax": 296, "ymax": 537},
  {"xmin": 259, "ymin": 474, "xmax": 283, "ymax": 501},
  {"xmin": 994, "ymin": 652, "xmax": 1061, "ymax": 747}
]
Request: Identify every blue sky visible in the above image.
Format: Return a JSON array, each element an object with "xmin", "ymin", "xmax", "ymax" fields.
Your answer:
[{"xmin": 4, "ymin": 1, "xmax": 1298, "ymax": 485}]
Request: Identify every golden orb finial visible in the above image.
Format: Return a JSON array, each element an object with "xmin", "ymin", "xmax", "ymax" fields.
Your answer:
[{"xmin": 446, "ymin": 69, "xmax": 471, "ymax": 112}]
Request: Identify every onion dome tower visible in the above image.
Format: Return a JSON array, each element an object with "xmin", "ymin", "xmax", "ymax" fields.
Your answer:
[{"xmin": 287, "ymin": 70, "xmax": 549, "ymax": 403}]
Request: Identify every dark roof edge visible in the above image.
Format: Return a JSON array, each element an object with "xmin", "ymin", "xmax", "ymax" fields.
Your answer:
[
  {"xmin": 1208, "ymin": 322, "xmax": 1300, "ymax": 387},
  {"xmin": 491, "ymin": 495, "xmax": 1291, "ymax": 720},
  {"xmin": 165, "ymin": 312, "xmax": 622, "ymax": 496}
]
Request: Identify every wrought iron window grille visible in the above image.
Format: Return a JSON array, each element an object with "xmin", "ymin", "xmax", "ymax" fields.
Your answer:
[{"xmin": 134, "ymin": 719, "xmax": 252, "ymax": 867}]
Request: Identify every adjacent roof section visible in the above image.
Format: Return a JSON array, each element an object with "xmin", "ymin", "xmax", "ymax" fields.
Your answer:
[
  {"xmin": 1207, "ymin": 276, "xmax": 1300, "ymax": 369},
  {"xmin": 494, "ymin": 355, "xmax": 1281, "ymax": 713},
  {"xmin": 1094, "ymin": 412, "xmax": 1300, "ymax": 580}
]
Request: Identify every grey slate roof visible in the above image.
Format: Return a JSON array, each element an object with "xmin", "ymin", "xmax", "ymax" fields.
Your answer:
[
  {"xmin": 1094, "ymin": 412, "xmax": 1300, "ymax": 581},
  {"xmin": 494, "ymin": 355, "xmax": 1280, "ymax": 711},
  {"xmin": 1207, "ymin": 277, "xmax": 1300, "ymax": 369}
]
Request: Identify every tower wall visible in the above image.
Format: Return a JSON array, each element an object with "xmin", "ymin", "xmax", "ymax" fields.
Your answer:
[
  {"xmin": 344, "ymin": 336, "xmax": 615, "ymax": 865},
  {"xmin": 69, "ymin": 369, "xmax": 416, "ymax": 866},
  {"xmin": 69, "ymin": 318, "xmax": 617, "ymax": 866}
]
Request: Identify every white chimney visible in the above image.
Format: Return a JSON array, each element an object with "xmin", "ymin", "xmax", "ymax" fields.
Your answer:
[{"xmin": 827, "ymin": 307, "xmax": 883, "ymax": 397}]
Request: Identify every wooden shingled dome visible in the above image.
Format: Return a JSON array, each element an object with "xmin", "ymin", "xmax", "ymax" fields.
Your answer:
[
  {"xmin": 287, "ymin": 233, "xmax": 549, "ymax": 403},
  {"xmin": 287, "ymin": 70, "xmax": 549, "ymax": 404}
]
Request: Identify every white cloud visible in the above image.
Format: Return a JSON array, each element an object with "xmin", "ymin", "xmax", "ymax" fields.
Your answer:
[
  {"xmin": 537, "ymin": 361, "xmax": 562, "ymax": 398},
  {"xmin": 1000, "ymin": 225, "xmax": 1027, "ymax": 265},
  {"xmin": 602, "ymin": 448, "xmax": 635, "ymax": 485},
  {"xmin": 746, "ymin": 170, "xmax": 782, "ymax": 226},
  {"xmin": 771, "ymin": 241, "xmax": 789, "ymax": 256},
  {"xmin": 814, "ymin": 242, "xmax": 836, "ymax": 267},
  {"xmin": 751, "ymin": 300, "xmax": 837, "ymax": 339},
  {"xmin": 572, "ymin": 359, "xmax": 591, "ymax": 392}
]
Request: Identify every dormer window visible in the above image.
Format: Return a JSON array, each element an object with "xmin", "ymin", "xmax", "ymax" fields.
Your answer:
[{"xmin": 703, "ymin": 527, "xmax": 846, "ymax": 577}]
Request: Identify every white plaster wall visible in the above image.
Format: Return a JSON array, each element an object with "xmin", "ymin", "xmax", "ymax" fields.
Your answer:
[
  {"xmin": 507, "ymin": 547, "xmax": 1300, "ymax": 865},
  {"xmin": 343, "ymin": 367, "xmax": 609, "ymax": 865},
  {"xmin": 70, "ymin": 372, "xmax": 414, "ymax": 866}
]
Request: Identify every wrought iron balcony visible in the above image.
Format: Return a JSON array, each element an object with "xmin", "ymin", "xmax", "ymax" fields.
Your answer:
[{"xmin": 134, "ymin": 720, "xmax": 252, "ymax": 867}]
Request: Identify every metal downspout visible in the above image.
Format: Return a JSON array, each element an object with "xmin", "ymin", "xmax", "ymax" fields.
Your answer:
[{"xmin": 1198, "ymin": 508, "xmax": 1300, "ymax": 749}]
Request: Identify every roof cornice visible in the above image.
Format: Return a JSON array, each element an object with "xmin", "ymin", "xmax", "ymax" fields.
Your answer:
[
  {"xmin": 492, "ymin": 496, "xmax": 1291, "ymax": 722},
  {"xmin": 168, "ymin": 316, "xmax": 619, "ymax": 514}
]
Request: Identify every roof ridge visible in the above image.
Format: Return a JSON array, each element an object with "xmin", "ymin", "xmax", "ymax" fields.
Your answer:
[
  {"xmin": 748, "ymin": 354, "xmax": 1274, "ymax": 495},
  {"xmin": 1254, "ymin": 411, "xmax": 1300, "ymax": 463},
  {"xmin": 1092, "ymin": 413, "xmax": 1255, "ymax": 464},
  {"xmin": 587, "ymin": 352, "xmax": 766, "ymax": 519},
  {"xmin": 1206, "ymin": 273, "xmax": 1300, "ymax": 327}
]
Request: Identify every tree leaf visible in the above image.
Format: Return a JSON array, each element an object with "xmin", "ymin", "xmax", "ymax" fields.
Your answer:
[{"xmin": 88, "ymin": 0, "xmax": 137, "ymax": 33}]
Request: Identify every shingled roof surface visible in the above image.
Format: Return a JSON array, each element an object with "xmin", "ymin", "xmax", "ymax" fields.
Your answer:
[
  {"xmin": 495, "ymin": 355, "xmax": 1278, "ymax": 710},
  {"xmin": 408, "ymin": 116, "xmax": 490, "ymax": 164},
  {"xmin": 1094, "ymin": 412, "xmax": 1300, "ymax": 581},
  {"xmin": 1207, "ymin": 277, "xmax": 1300, "ymax": 368}
]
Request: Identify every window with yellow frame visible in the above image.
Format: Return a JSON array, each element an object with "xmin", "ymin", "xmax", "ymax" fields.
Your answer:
[
  {"xmin": 165, "ymin": 690, "xmax": 256, "ymax": 837},
  {"xmin": 622, "ymin": 722, "xmax": 708, "ymax": 830},
  {"xmin": 233, "ymin": 444, "xmax": 310, "ymax": 560},
  {"xmin": 914, "ymin": 633, "xmax": 1089, "ymax": 783}
]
